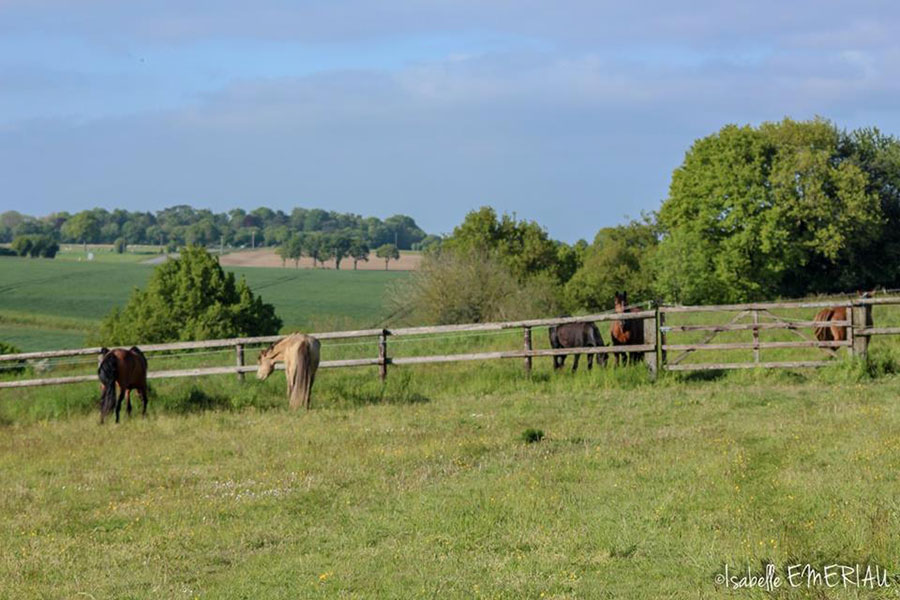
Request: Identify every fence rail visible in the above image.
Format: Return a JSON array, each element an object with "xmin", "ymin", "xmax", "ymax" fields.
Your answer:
[{"xmin": 1, "ymin": 297, "xmax": 899, "ymax": 388}]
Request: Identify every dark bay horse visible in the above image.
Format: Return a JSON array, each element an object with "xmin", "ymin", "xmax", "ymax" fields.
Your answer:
[
  {"xmin": 98, "ymin": 347, "xmax": 148, "ymax": 424},
  {"xmin": 610, "ymin": 291, "xmax": 645, "ymax": 366},
  {"xmin": 549, "ymin": 322, "xmax": 607, "ymax": 371}
]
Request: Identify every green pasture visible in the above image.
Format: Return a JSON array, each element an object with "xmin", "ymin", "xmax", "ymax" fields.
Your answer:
[
  {"xmin": 3, "ymin": 360, "xmax": 900, "ymax": 598},
  {"xmin": 0, "ymin": 257, "xmax": 407, "ymax": 351}
]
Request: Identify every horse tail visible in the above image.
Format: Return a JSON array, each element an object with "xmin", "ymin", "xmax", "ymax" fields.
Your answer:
[
  {"xmin": 98, "ymin": 352, "xmax": 118, "ymax": 416},
  {"xmin": 813, "ymin": 308, "xmax": 832, "ymax": 341},
  {"xmin": 290, "ymin": 337, "xmax": 320, "ymax": 410},
  {"xmin": 129, "ymin": 346, "xmax": 148, "ymax": 370},
  {"xmin": 548, "ymin": 326, "xmax": 559, "ymax": 349},
  {"xmin": 590, "ymin": 322, "xmax": 604, "ymax": 346}
]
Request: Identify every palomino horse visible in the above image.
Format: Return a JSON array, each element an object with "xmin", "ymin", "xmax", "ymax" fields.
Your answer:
[
  {"xmin": 609, "ymin": 291, "xmax": 645, "ymax": 366},
  {"xmin": 549, "ymin": 322, "xmax": 607, "ymax": 371},
  {"xmin": 98, "ymin": 346, "xmax": 148, "ymax": 424},
  {"xmin": 257, "ymin": 333, "xmax": 321, "ymax": 410}
]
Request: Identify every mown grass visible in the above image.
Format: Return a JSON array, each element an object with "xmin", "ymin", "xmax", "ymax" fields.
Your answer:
[{"xmin": 2, "ymin": 360, "xmax": 900, "ymax": 598}]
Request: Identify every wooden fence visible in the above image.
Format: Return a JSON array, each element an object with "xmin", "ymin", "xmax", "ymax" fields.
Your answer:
[
  {"xmin": 0, "ymin": 311, "xmax": 656, "ymax": 389},
  {"xmin": 1, "ymin": 296, "xmax": 898, "ymax": 389}
]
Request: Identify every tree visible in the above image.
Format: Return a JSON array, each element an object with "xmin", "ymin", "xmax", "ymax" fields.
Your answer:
[
  {"xmin": 304, "ymin": 233, "xmax": 325, "ymax": 267},
  {"xmin": 565, "ymin": 219, "xmax": 658, "ymax": 312},
  {"xmin": 375, "ymin": 243, "xmax": 400, "ymax": 270},
  {"xmin": 328, "ymin": 233, "xmax": 353, "ymax": 270},
  {"xmin": 443, "ymin": 207, "xmax": 571, "ymax": 284},
  {"xmin": 10, "ymin": 236, "xmax": 32, "ymax": 257},
  {"xmin": 95, "ymin": 246, "xmax": 282, "ymax": 344},
  {"xmin": 349, "ymin": 239, "xmax": 370, "ymax": 270},
  {"xmin": 655, "ymin": 118, "xmax": 883, "ymax": 303},
  {"xmin": 61, "ymin": 211, "xmax": 101, "ymax": 249},
  {"xmin": 11, "ymin": 235, "xmax": 58, "ymax": 258}
]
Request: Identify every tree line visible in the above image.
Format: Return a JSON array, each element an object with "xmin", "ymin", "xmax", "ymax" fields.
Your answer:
[
  {"xmin": 395, "ymin": 118, "xmax": 900, "ymax": 323},
  {"xmin": 0, "ymin": 205, "xmax": 438, "ymax": 254}
]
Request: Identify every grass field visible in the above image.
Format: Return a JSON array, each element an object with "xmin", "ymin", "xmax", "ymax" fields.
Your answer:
[
  {"xmin": 5, "ymin": 255, "xmax": 900, "ymax": 597},
  {"xmin": 3, "ymin": 362, "xmax": 900, "ymax": 598},
  {"xmin": 0, "ymin": 256, "xmax": 407, "ymax": 351}
]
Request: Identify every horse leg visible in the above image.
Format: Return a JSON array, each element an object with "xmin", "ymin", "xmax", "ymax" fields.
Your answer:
[
  {"xmin": 587, "ymin": 352, "xmax": 593, "ymax": 371},
  {"xmin": 572, "ymin": 353, "xmax": 580, "ymax": 372},
  {"xmin": 126, "ymin": 389, "xmax": 133, "ymax": 417},
  {"xmin": 115, "ymin": 387, "xmax": 126, "ymax": 424},
  {"xmin": 139, "ymin": 386, "xmax": 148, "ymax": 417}
]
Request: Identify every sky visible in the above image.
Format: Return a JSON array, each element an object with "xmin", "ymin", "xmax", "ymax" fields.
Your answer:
[{"xmin": 1, "ymin": 1, "xmax": 899, "ymax": 242}]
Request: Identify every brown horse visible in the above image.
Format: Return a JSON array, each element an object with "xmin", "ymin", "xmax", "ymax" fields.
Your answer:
[
  {"xmin": 610, "ymin": 291, "xmax": 645, "ymax": 366},
  {"xmin": 813, "ymin": 307, "xmax": 849, "ymax": 342},
  {"xmin": 98, "ymin": 347, "xmax": 148, "ymax": 424},
  {"xmin": 813, "ymin": 291, "xmax": 873, "ymax": 343},
  {"xmin": 549, "ymin": 322, "xmax": 607, "ymax": 371},
  {"xmin": 257, "ymin": 333, "xmax": 321, "ymax": 410}
]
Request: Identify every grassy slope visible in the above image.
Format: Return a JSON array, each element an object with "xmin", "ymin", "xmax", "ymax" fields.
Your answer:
[
  {"xmin": 2, "ymin": 363, "xmax": 900, "ymax": 598},
  {"xmin": 0, "ymin": 257, "xmax": 406, "ymax": 350}
]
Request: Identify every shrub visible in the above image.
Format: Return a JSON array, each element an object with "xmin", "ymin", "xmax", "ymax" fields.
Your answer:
[
  {"xmin": 94, "ymin": 246, "xmax": 282, "ymax": 344},
  {"xmin": 113, "ymin": 237, "xmax": 127, "ymax": 254},
  {"xmin": 389, "ymin": 248, "xmax": 563, "ymax": 325}
]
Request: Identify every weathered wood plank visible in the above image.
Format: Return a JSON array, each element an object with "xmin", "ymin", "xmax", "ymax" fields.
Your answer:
[
  {"xmin": 661, "ymin": 300, "xmax": 853, "ymax": 313},
  {"xmin": 662, "ymin": 321, "xmax": 849, "ymax": 332},
  {"xmin": 665, "ymin": 360, "xmax": 832, "ymax": 371},
  {"xmin": 662, "ymin": 341, "xmax": 851, "ymax": 351},
  {"xmin": 854, "ymin": 327, "xmax": 900, "ymax": 335}
]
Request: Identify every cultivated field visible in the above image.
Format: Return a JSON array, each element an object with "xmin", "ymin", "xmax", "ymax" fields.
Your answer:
[
  {"xmin": 217, "ymin": 247, "xmax": 422, "ymax": 271},
  {"xmin": 0, "ymin": 256, "xmax": 407, "ymax": 351}
]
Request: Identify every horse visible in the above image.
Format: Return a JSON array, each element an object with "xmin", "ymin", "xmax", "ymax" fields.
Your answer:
[
  {"xmin": 257, "ymin": 333, "xmax": 321, "ymax": 410},
  {"xmin": 609, "ymin": 291, "xmax": 645, "ymax": 366},
  {"xmin": 813, "ymin": 291, "xmax": 873, "ymax": 344},
  {"xmin": 549, "ymin": 322, "xmax": 607, "ymax": 371},
  {"xmin": 97, "ymin": 346, "xmax": 148, "ymax": 424},
  {"xmin": 812, "ymin": 306, "xmax": 849, "ymax": 343}
]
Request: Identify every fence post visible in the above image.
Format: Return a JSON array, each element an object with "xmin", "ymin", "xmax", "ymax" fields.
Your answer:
[
  {"xmin": 852, "ymin": 302, "xmax": 872, "ymax": 360},
  {"xmin": 378, "ymin": 330, "xmax": 388, "ymax": 382},
  {"xmin": 658, "ymin": 308, "xmax": 666, "ymax": 371},
  {"xmin": 523, "ymin": 326, "xmax": 533, "ymax": 376},
  {"xmin": 752, "ymin": 310, "xmax": 760, "ymax": 364},
  {"xmin": 644, "ymin": 314, "xmax": 657, "ymax": 381},
  {"xmin": 235, "ymin": 344, "xmax": 245, "ymax": 381}
]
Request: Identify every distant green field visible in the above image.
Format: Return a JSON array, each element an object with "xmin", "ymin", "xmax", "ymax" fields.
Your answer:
[{"xmin": 0, "ymin": 257, "xmax": 407, "ymax": 351}]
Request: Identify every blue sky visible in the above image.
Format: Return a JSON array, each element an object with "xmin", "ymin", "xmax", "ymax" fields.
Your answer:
[{"xmin": 2, "ymin": 1, "xmax": 898, "ymax": 242}]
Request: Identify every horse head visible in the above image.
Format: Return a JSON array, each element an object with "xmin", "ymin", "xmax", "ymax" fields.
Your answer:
[
  {"xmin": 614, "ymin": 291, "xmax": 628, "ymax": 313},
  {"xmin": 256, "ymin": 344, "xmax": 276, "ymax": 380}
]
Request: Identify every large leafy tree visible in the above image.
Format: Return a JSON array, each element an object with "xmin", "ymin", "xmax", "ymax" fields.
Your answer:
[
  {"xmin": 565, "ymin": 218, "xmax": 658, "ymax": 311},
  {"xmin": 443, "ymin": 207, "xmax": 572, "ymax": 283},
  {"xmin": 655, "ymin": 118, "xmax": 884, "ymax": 303},
  {"xmin": 95, "ymin": 246, "xmax": 282, "ymax": 344}
]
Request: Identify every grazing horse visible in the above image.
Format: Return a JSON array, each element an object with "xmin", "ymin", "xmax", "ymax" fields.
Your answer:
[
  {"xmin": 97, "ymin": 346, "xmax": 148, "ymax": 424},
  {"xmin": 257, "ymin": 333, "xmax": 321, "ymax": 410},
  {"xmin": 609, "ymin": 291, "xmax": 645, "ymax": 366},
  {"xmin": 549, "ymin": 322, "xmax": 607, "ymax": 372}
]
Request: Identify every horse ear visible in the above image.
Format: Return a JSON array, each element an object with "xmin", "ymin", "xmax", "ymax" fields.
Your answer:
[{"xmin": 100, "ymin": 347, "xmax": 109, "ymax": 356}]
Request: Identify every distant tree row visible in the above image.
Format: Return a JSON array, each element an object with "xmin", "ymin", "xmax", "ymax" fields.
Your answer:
[
  {"xmin": 0, "ymin": 205, "xmax": 434, "ymax": 251},
  {"xmin": 274, "ymin": 231, "xmax": 402, "ymax": 270}
]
